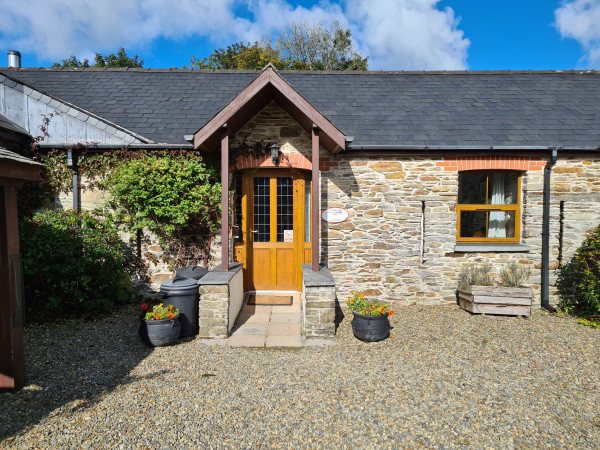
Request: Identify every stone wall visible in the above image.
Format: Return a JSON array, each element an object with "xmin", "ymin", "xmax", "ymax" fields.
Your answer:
[
  {"xmin": 302, "ymin": 265, "xmax": 336, "ymax": 339},
  {"xmin": 198, "ymin": 264, "xmax": 243, "ymax": 339},
  {"xmin": 321, "ymin": 153, "xmax": 600, "ymax": 307}
]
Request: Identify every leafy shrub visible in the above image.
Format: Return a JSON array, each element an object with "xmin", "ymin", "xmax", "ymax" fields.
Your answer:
[
  {"xmin": 558, "ymin": 224, "xmax": 600, "ymax": 315},
  {"xmin": 103, "ymin": 155, "xmax": 221, "ymax": 266},
  {"xmin": 499, "ymin": 262, "xmax": 531, "ymax": 287},
  {"xmin": 458, "ymin": 263, "xmax": 494, "ymax": 286},
  {"xmin": 19, "ymin": 210, "xmax": 130, "ymax": 320}
]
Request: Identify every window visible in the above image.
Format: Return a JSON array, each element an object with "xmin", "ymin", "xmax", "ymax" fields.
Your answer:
[{"xmin": 457, "ymin": 171, "xmax": 521, "ymax": 242}]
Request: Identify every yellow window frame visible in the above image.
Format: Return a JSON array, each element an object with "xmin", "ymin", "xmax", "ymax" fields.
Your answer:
[{"xmin": 456, "ymin": 171, "xmax": 522, "ymax": 243}]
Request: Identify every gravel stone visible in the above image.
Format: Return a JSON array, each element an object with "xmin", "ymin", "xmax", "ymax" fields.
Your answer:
[{"xmin": 1, "ymin": 304, "xmax": 598, "ymax": 448}]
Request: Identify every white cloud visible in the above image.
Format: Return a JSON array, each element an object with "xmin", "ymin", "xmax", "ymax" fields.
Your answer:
[
  {"xmin": 0, "ymin": 0, "xmax": 253, "ymax": 61},
  {"xmin": 346, "ymin": 0, "xmax": 469, "ymax": 70},
  {"xmin": 555, "ymin": 0, "xmax": 600, "ymax": 67},
  {"xmin": 0, "ymin": 0, "xmax": 469, "ymax": 70}
]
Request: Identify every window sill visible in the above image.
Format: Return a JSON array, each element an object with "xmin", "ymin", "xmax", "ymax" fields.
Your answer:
[{"xmin": 454, "ymin": 243, "xmax": 531, "ymax": 253}]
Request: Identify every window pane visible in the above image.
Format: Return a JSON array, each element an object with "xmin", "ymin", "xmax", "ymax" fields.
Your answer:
[
  {"xmin": 277, "ymin": 177, "xmax": 293, "ymax": 242},
  {"xmin": 488, "ymin": 172, "xmax": 518, "ymax": 205},
  {"xmin": 253, "ymin": 177, "xmax": 270, "ymax": 242},
  {"xmin": 305, "ymin": 176, "xmax": 311, "ymax": 242},
  {"xmin": 460, "ymin": 210, "xmax": 516, "ymax": 239},
  {"xmin": 460, "ymin": 211, "xmax": 488, "ymax": 238},
  {"xmin": 234, "ymin": 173, "xmax": 242, "ymax": 242},
  {"xmin": 458, "ymin": 172, "xmax": 487, "ymax": 204},
  {"xmin": 488, "ymin": 210, "xmax": 516, "ymax": 238}
]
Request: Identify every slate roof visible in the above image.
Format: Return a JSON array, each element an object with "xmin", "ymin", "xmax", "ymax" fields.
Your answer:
[
  {"xmin": 1, "ymin": 68, "xmax": 599, "ymax": 149},
  {"xmin": 0, "ymin": 147, "xmax": 42, "ymax": 166}
]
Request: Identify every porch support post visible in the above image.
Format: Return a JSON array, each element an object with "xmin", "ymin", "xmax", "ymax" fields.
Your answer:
[
  {"xmin": 0, "ymin": 186, "xmax": 24, "ymax": 391},
  {"xmin": 221, "ymin": 124, "xmax": 229, "ymax": 272},
  {"xmin": 311, "ymin": 125, "xmax": 320, "ymax": 272}
]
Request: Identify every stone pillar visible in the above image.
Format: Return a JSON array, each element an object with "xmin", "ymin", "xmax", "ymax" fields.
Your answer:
[
  {"xmin": 302, "ymin": 264, "xmax": 336, "ymax": 339},
  {"xmin": 197, "ymin": 263, "xmax": 243, "ymax": 339}
]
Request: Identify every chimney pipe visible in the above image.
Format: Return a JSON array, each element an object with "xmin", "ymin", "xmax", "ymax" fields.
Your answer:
[{"xmin": 7, "ymin": 50, "xmax": 21, "ymax": 68}]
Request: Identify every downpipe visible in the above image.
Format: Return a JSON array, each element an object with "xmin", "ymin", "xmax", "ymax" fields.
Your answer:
[{"xmin": 541, "ymin": 147, "xmax": 558, "ymax": 312}]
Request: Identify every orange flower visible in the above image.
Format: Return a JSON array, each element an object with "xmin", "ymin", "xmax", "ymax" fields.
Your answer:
[
  {"xmin": 169, "ymin": 313, "xmax": 174, "ymax": 318},
  {"xmin": 389, "ymin": 310, "xmax": 395, "ymax": 317},
  {"xmin": 155, "ymin": 314, "xmax": 160, "ymax": 320},
  {"xmin": 360, "ymin": 293, "xmax": 365, "ymax": 299}
]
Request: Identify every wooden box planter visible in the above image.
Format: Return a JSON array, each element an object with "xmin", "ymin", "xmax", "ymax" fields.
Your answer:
[{"xmin": 458, "ymin": 285, "xmax": 532, "ymax": 316}]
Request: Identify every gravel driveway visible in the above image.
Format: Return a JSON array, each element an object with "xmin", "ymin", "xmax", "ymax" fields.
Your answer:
[{"xmin": 1, "ymin": 304, "xmax": 598, "ymax": 448}]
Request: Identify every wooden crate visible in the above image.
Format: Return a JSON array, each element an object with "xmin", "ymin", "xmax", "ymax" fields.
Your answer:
[{"xmin": 458, "ymin": 284, "xmax": 532, "ymax": 316}]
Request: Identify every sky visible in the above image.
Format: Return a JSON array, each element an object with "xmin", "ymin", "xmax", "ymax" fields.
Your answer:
[{"xmin": 0, "ymin": 0, "xmax": 598, "ymax": 71}]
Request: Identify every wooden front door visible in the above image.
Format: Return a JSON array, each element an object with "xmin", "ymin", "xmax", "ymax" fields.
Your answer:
[{"xmin": 234, "ymin": 170, "xmax": 312, "ymax": 291}]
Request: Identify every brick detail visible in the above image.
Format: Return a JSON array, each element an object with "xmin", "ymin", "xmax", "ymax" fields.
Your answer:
[
  {"xmin": 319, "ymin": 157, "xmax": 339, "ymax": 172},
  {"xmin": 436, "ymin": 156, "xmax": 546, "ymax": 171},
  {"xmin": 232, "ymin": 152, "xmax": 312, "ymax": 170}
]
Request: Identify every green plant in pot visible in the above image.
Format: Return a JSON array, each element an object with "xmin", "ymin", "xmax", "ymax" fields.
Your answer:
[
  {"xmin": 139, "ymin": 303, "xmax": 181, "ymax": 347},
  {"xmin": 457, "ymin": 263, "xmax": 533, "ymax": 316},
  {"xmin": 346, "ymin": 292, "xmax": 394, "ymax": 342}
]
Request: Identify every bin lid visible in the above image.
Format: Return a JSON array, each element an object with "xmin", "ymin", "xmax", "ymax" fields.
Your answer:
[
  {"xmin": 160, "ymin": 276, "xmax": 198, "ymax": 295},
  {"xmin": 175, "ymin": 265, "xmax": 208, "ymax": 280}
]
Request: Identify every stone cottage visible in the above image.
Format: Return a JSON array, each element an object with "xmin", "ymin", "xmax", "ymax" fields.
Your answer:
[{"xmin": 2, "ymin": 61, "xmax": 600, "ymax": 338}]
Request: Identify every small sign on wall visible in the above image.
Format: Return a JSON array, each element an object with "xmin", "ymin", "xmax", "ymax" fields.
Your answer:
[
  {"xmin": 321, "ymin": 208, "xmax": 349, "ymax": 224},
  {"xmin": 284, "ymin": 230, "xmax": 294, "ymax": 242}
]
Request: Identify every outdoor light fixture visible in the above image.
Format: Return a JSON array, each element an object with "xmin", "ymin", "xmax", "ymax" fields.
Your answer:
[{"xmin": 270, "ymin": 143, "xmax": 280, "ymax": 165}]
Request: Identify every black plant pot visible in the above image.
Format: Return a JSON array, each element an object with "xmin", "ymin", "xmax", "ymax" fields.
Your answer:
[
  {"xmin": 139, "ymin": 315, "xmax": 181, "ymax": 347},
  {"xmin": 351, "ymin": 312, "xmax": 390, "ymax": 342}
]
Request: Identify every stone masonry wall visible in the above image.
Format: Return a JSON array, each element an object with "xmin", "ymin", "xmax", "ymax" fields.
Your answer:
[
  {"xmin": 321, "ymin": 154, "xmax": 600, "ymax": 307},
  {"xmin": 198, "ymin": 283, "xmax": 229, "ymax": 339},
  {"xmin": 302, "ymin": 265, "xmax": 336, "ymax": 339}
]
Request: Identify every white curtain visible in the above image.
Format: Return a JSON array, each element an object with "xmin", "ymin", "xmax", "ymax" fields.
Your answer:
[{"xmin": 488, "ymin": 174, "xmax": 506, "ymax": 238}]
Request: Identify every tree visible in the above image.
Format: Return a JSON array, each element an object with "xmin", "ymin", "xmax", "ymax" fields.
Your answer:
[
  {"xmin": 188, "ymin": 21, "xmax": 368, "ymax": 71},
  {"xmin": 275, "ymin": 21, "xmax": 368, "ymax": 71},
  {"xmin": 188, "ymin": 42, "xmax": 286, "ymax": 70},
  {"xmin": 52, "ymin": 47, "xmax": 144, "ymax": 68}
]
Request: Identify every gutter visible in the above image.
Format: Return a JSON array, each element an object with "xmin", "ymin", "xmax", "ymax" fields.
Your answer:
[
  {"xmin": 36, "ymin": 143, "xmax": 195, "ymax": 150},
  {"xmin": 343, "ymin": 144, "xmax": 600, "ymax": 154},
  {"xmin": 541, "ymin": 147, "xmax": 559, "ymax": 312}
]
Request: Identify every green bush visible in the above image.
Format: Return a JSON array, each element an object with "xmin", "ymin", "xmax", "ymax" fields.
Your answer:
[
  {"xmin": 19, "ymin": 210, "xmax": 130, "ymax": 320},
  {"xmin": 559, "ymin": 224, "xmax": 600, "ymax": 315},
  {"xmin": 103, "ymin": 155, "xmax": 221, "ymax": 265}
]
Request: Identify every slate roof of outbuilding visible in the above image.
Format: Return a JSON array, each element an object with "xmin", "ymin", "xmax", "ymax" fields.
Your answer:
[
  {"xmin": 0, "ymin": 147, "xmax": 42, "ymax": 166},
  {"xmin": 1, "ymin": 68, "xmax": 599, "ymax": 149}
]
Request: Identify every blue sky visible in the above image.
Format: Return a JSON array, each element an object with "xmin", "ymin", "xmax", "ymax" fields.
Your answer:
[{"xmin": 0, "ymin": 0, "xmax": 598, "ymax": 71}]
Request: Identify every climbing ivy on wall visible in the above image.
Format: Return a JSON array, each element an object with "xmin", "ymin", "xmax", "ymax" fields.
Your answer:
[
  {"xmin": 102, "ymin": 154, "xmax": 221, "ymax": 265},
  {"xmin": 18, "ymin": 148, "xmax": 222, "ymax": 267}
]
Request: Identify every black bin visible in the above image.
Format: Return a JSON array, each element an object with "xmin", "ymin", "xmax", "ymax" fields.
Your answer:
[
  {"xmin": 175, "ymin": 266, "xmax": 208, "ymax": 280},
  {"xmin": 160, "ymin": 277, "xmax": 200, "ymax": 338}
]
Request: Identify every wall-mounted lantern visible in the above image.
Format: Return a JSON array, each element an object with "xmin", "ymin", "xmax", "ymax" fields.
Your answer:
[{"xmin": 270, "ymin": 143, "xmax": 280, "ymax": 165}]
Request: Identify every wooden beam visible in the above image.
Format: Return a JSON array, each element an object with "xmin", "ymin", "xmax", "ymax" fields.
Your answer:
[
  {"xmin": 0, "ymin": 186, "xmax": 24, "ymax": 391},
  {"xmin": 193, "ymin": 67, "xmax": 346, "ymax": 154},
  {"xmin": 0, "ymin": 160, "xmax": 42, "ymax": 182},
  {"xmin": 312, "ymin": 126, "xmax": 320, "ymax": 272},
  {"xmin": 221, "ymin": 125, "xmax": 229, "ymax": 271}
]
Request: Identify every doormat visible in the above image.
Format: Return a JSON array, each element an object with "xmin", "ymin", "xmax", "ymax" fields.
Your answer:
[{"xmin": 248, "ymin": 295, "xmax": 293, "ymax": 305}]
